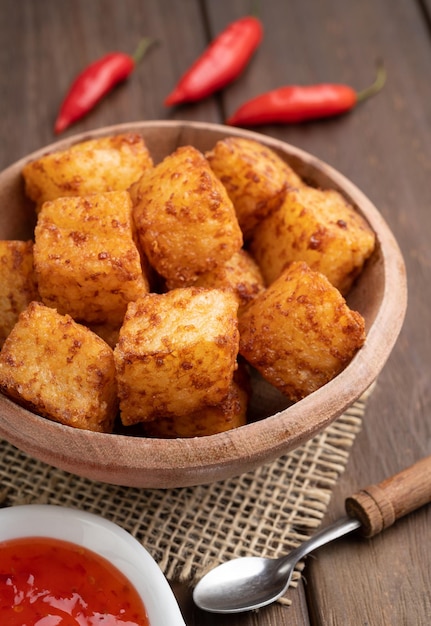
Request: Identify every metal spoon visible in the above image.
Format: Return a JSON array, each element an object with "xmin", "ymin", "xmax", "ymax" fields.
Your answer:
[{"xmin": 193, "ymin": 455, "xmax": 431, "ymax": 614}]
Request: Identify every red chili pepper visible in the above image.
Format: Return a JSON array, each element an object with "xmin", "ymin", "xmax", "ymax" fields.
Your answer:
[
  {"xmin": 54, "ymin": 38, "xmax": 153, "ymax": 134},
  {"xmin": 164, "ymin": 16, "xmax": 263, "ymax": 106},
  {"xmin": 227, "ymin": 64, "xmax": 386, "ymax": 126}
]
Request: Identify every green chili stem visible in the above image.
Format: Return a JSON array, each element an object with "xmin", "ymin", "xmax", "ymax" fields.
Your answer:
[
  {"xmin": 132, "ymin": 37, "xmax": 155, "ymax": 65},
  {"xmin": 356, "ymin": 62, "xmax": 387, "ymax": 103},
  {"xmin": 250, "ymin": 0, "xmax": 260, "ymax": 17}
]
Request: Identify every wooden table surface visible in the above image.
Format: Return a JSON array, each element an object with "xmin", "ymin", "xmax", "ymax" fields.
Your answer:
[{"xmin": 1, "ymin": 1, "xmax": 430, "ymax": 624}]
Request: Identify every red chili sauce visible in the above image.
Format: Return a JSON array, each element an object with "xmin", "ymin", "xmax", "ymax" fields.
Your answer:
[{"xmin": 0, "ymin": 536, "xmax": 150, "ymax": 625}]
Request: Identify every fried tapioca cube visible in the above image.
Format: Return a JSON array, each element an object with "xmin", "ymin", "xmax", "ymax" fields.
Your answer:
[
  {"xmin": 172, "ymin": 249, "xmax": 265, "ymax": 315},
  {"xmin": 141, "ymin": 371, "xmax": 248, "ymax": 438},
  {"xmin": 114, "ymin": 287, "xmax": 239, "ymax": 426},
  {"xmin": 206, "ymin": 136, "xmax": 303, "ymax": 238},
  {"xmin": 0, "ymin": 240, "xmax": 39, "ymax": 347},
  {"xmin": 34, "ymin": 190, "xmax": 149, "ymax": 325},
  {"xmin": 131, "ymin": 145, "xmax": 243, "ymax": 285},
  {"xmin": 0, "ymin": 302, "xmax": 118, "ymax": 432},
  {"xmin": 238, "ymin": 261, "xmax": 366, "ymax": 402},
  {"xmin": 22, "ymin": 133, "xmax": 154, "ymax": 211},
  {"xmin": 250, "ymin": 185, "xmax": 376, "ymax": 295}
]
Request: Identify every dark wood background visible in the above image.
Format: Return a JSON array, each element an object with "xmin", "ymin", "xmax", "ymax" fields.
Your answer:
[{"xmin": 1, "ymin": 1, "xmax": 430, "ymax": 624}]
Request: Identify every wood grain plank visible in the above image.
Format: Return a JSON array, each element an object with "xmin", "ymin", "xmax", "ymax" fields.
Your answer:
[
  {"xmin": 0, "ymin": 0, "xmax": 221, "ymax": 169},
  {"xmin": 418, "ymin": 0, "xmax": 431, "ymax": 26},
  {"xmin": 295, "ymin": 0, "xmax": 431, "ymax": 616}
]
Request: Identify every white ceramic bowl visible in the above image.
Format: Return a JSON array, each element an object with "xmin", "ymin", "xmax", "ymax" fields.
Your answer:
[
  {"xmin": 0, "ymin": 120, "xmax": 407, "ymax": 488},
  {"xmin": 0, "ymin": 504, "xmax": 186, "ymax": 626}
]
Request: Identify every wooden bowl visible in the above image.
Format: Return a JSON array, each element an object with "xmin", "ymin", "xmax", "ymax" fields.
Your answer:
[{"xmin": 0, "ymin": 121, "xmax": 407, "ymax": 488}]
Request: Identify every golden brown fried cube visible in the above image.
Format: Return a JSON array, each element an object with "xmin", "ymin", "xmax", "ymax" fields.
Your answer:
[
  {"xmin": 0, "ymin": 302, "xmax": 118, "ymax": 432},
  {"xmin": 189, "ymin": 249, "xmax": 266, "ymax": 315},
  {"xmin": 141, "ymin": 373, "xmax": 248, "ymax": 437},
  {"xmin": 22, "ymin": 133, "xmax": 154, "ymax": 211},
  {"xmin": 0, "ymin": 240, "xmax": 39, "ymax": 347},
  {"xmin": 114, "ymin": 287, "xmax": 239, "ymax": 425},
  {"xmin": 34, "ymin": 191, "xmax": 149, "ymax": 325},
  {"xmin": 131, "ymin": 145, "xmax": 243, "ymax": 285},
  {"xmin": 206, "ymin": 136, "xmax": 303, "ymax": 238},
  {"xmin": 250, "ymin": 185, "xmax": 376, "ymax": 295},
  {"xmin": 238, "ymin": 261, "xmax": 366, "ymax": 402}
]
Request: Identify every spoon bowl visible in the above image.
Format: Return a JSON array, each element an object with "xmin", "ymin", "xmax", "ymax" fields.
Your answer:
[
  {"xmin": 193, "ymin": 455, "xmax": 431, "ymax": 613},
  {"xmin": 193, "ymin": 516, "xmax": 360, "ymax": 613}
]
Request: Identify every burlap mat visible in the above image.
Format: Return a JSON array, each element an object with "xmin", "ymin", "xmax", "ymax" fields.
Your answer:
[{"xmin": 0, "ymin": 389, "xmax": 370, "ymax": 604}]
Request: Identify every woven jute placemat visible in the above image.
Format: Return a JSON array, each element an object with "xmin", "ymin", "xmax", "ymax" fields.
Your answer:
[{"xmin": 0, "ymin": 389, "xmax": 370, "ymax": 604}]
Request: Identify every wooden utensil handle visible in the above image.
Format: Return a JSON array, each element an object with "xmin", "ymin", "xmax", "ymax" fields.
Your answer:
[{"xmin": 345, "ymin": 456, "xmax": 431, "ymax": 537}]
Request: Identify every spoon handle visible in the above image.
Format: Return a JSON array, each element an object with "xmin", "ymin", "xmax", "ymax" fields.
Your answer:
[{"xmin": 345, "ymin": 455, "xmax": 431, "ymax": 537}]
